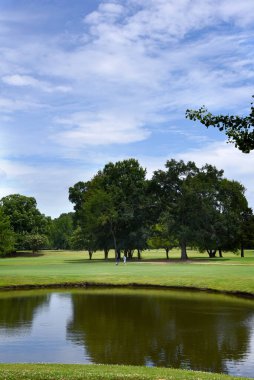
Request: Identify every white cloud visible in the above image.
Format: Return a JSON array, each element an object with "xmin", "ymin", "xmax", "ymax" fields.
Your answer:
[
  {"xmin": 0, "ymin": 96, "xmax": 43, "ymax": 113},
  {"xmin": 0, "ymin": 159, "xmax": 35, "ymax": 181},
  {"xmin": 218, "ymin": 0, "xmax": 254, "ymax": 26},
  {"xmin": 2, "ymin": 74, "xmax": 71, "ymax": 93},
  {"xmin": 85, "ymin": 2, "xmax": 125, "ymax": 24},
  {"xmin": 54, "ymin": 111, "xmax": 150, "ymax": 146},
  {"xmin": 84, "ymin": 0, "xmax": 254, "ymax": 43}
]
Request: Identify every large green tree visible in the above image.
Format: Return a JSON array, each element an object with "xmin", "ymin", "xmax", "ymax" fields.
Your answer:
[
  {"xmin": 152, "ymin": 160, "xmax": 200, "ymax": 260},
  {"xmin": 69, "ymin": 159, "xmax": 150, "ymax": 260},
  {"xmin": 81, "ymin": 188, "xmax": 118, "ymax": 258},
  {"xmin": 186, "ymin": 168, "xmax": 249, "ymax": 257},
  {"xmin": 0, "ymin": 207, "xmax": 14, "ymax": 255},
  {"xmin": 0, "ymin": 194, "xmax": 49, "ymax": 250},
  {"xmin": 216, "ymin": 179, "xmax": 249, "ymax": 255},
  {"xmin": 152, "ymin": 160, "xmax": 250, "ymax": 259},
  {"xmin": 186, "ymin": 96, "xmax": 254, "ymax": 153},
  {"xmin": 69, "ymin": 181, "xmax": 90, "ymax": 225}
]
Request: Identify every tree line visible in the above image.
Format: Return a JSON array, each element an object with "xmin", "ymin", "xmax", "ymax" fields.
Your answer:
[
  {"xmin": 68, "ymin": 158, "xmax": 254, "ymax": 260},
  {"xmin": 1, "ymin": 158, "xmax": 254, "ymax": 259}
]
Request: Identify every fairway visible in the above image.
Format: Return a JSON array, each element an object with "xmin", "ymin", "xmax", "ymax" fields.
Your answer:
[{"xmin": 1, "ymin": 249, "xmax": 254, "ymax": 296}]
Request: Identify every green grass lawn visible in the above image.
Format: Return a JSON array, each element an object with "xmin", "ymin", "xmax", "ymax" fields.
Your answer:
[
  {"xmin": 0, "ymin": 248, "xmax": 254, "ymax": 295},
  {"xmin": 0, "ymin": 363, "xmax": 249, "ymax": 380},
  {"xmin": 0, "ymin": 249, "xmax": 254, "ymax": 380}
]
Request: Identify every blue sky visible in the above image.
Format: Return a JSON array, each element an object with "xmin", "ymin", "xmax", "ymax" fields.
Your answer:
[{"xmin": 1, "ymin": 0, "xmax": 254, "ymax": 217}]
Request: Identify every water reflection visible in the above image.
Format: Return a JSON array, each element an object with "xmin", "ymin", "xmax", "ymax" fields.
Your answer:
[
  {"xmin": 67, "ymin": 290, "xmax": 254, "ymax": 375},
  {"xmin": 0, "ymin": 289, "xmax": 253, "ymax": 377},
  {"xmin": 0, "ymin": 291, "xmax": 50, "ymax": 335}
]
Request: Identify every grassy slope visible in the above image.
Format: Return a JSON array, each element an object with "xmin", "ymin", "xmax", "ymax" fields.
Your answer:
[
  {"xmin": 0, "ymin": 249, "xmax": 254, "ymax": 295},
  {"xmin": 0, "ymin": 364, "xmax": 249, "ymax": 380}
]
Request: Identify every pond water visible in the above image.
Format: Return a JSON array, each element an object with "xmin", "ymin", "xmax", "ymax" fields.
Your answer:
[{"xmin": 0, "ymin": 288, "xmax": 254, "ymax": 377}]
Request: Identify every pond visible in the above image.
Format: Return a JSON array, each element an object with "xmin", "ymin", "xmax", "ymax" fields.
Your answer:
[{"xmin": 0, "ymin": 288, "xmax": 254, "ymax": 378}]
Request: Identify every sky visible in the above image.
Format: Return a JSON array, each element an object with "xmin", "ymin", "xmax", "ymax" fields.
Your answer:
[{"xmin": 1, "ymin": 0, "xmax": 254, "ymax": 218}]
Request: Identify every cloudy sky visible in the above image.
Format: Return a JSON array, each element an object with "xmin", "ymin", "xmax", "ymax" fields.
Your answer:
[{"xmin": 1, "ymin": 0, "xmax": 254, "ymax": 217}]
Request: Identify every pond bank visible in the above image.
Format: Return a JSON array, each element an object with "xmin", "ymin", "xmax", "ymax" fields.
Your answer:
[
  {"xmin": 1, "ymin": 281, "xmax": 254, "ymax": 299},
  {"xmin": 0, "ymin": 363, "xmax": 250, "ymax": 380}
]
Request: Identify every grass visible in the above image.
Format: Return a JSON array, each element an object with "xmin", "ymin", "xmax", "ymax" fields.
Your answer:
[
  {"xmin": 0, "ymin": 249, "xmax": 254, "ymax": 296},
  {"xmin": 0, "ymin": 249, "xmax": 254, "ymax": 380},
  {"xmin": 0, "ymin": 363, "xmax": 250, "ymax": 380}
]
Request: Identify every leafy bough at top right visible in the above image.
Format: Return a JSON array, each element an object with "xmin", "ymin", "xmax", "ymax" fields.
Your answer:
[{"xmin": 186, "ymin": 95, "xmax": 254, "ymax": 153}]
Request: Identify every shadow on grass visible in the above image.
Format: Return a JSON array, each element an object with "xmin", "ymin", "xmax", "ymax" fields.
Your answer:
[
  {"xmin": 5, "ymin": 251, "xmax": 44, "ymax": 258},
  {"xmin": 64, "ymin": 259, "xmax": 115, "ymax": 264},
  {"xmin": 65, "ymin": 257, "xmax": 231, "ymax": 264},
  {"xmin": 142, "ymin": 257, "xmax": 230, "ymax": 263}
]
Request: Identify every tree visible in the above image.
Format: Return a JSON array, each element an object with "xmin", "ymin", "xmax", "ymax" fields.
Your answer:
[
  {"xmin": 147, "ymin": 223, "xmax": 177, "ymax": 259},
  {"xmin": 23, "ymin": 233, "xmax": 48, "ymax": 254},
  {"xmin": 152, "ymin": 160, "xmax": 249, "ymax": 260},
  {"xmin": 81, "ymin": 189, "xmax": 118, "ymax": 259},
  {"xmin": 69, "ymin": 159, "xmax": 150, "ymax": 260},
  {"xmin": 0, "ymin": 194, "xmax": 49, "ymax": 250},
  {"xmin": 216, "ymin": 179, "xmax": 249, "ymax": 255},
  {"xmin": 100, "ymin": 159, "xmax": 150, "ymax": 257},
  {"xmin": 50, "ymin": 213, "xmax": 74, "ymax": 250},
  {"xmin": 186, "ymin": 96, "xmax": 254, "ymax": 153},
  {"xmin": 70, "ymin": 226, "xmax": 93, "ymax": 258},
  {"xmin": 186, "ymin": 168, "xmax": 249, "ymax": 258},
  {"xmin": 0, "ymin": 207, "xmax": 14, "ymax": 255},
  {"xmin": 184, "ymin": 164, "xmax": 225, "ymax": 258},
  {"xmin": 238, "ymin": 208, "xmax": 254, "ymax": 257},
  {"xmin": 152, "ymin": 160, "xmax": 200, "ymax": 260},
  {"xmin": 69, "ymin": 181, "xmax": 90, "ymax": 225}
]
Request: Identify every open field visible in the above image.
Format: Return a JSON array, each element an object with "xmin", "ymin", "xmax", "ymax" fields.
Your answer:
[
  {"xmin": 0, "ymin": 363, "xmax": 250, "ymax": 380},
  {"xmin": 0, "ymin": 249, "xmax": 254, "ymax": 295}
]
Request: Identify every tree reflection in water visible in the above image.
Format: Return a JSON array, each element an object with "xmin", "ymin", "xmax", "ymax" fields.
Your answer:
[
  {"xmin": 0, "ymin": 292, "xmax": 50, "ymax": 335},
  {"xmin": 67, "ymin": 290, "xmax": 254, "ymax": 374}
]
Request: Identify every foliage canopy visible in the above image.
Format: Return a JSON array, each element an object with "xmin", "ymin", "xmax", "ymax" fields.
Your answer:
[{"xmin": 186, "ymin": 96, "xmax": 254, "ymax": 153}]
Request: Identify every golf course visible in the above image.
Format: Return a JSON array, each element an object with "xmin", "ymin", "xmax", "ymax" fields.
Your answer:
[
  {"xmin": 1, "ymin": 249, "xmax": 254, "ymax": 295},
  {"xmin": 0, "ymin": 248, "xmax": 253, "ymax": 380}
]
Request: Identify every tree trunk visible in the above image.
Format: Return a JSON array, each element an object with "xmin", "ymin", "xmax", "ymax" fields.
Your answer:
[
  {"xmin": 88, "ymin": 250, "xmax": 93, "ymax": 260},
  {"xmin": 165, "ymin": 247, "xmax": 169, "ymax": 259},
  {"xmin": 219, "ymin": 249, "xmax": 223, "ymax": 258},
  {"xmin": 127, "ymin": 249, "xmax": 133, "ymax": 259},
  {"xmin": 241, "ymin": 243, "xmax": 244, "ymax": 258},
  {"xmin": 206, "ymin": 249, "xmax": 217, "ymax": 258},
  {"xmin": 124, "ymin": 249, "xmax": 128, "ymax": 259},
  {"xmin": 104, "ymin": 248, "xmax": 109, "ymax": 260},
  {"xmin": 137, "ymin": 249, "xmax": 142, "ymax": 260},
  {"xmin": 180, "ymin": 242, "xmax": 188, "ymax": 260},
  {"xmin": 110, "ymin": 223, "xmax": 118, "ymax": 260},
  {"xmin": 117, "ymin": 249, "xmax": 121, "ymax": 260}
]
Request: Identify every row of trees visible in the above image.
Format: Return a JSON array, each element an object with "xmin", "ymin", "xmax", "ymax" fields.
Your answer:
[
  {"xmin": 68, "ymin": 158, "xmax": 254, "ymax": 260},
  {"xmin": 1, "ymin": 158, "xmax": 254, "ymax": 259}
]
